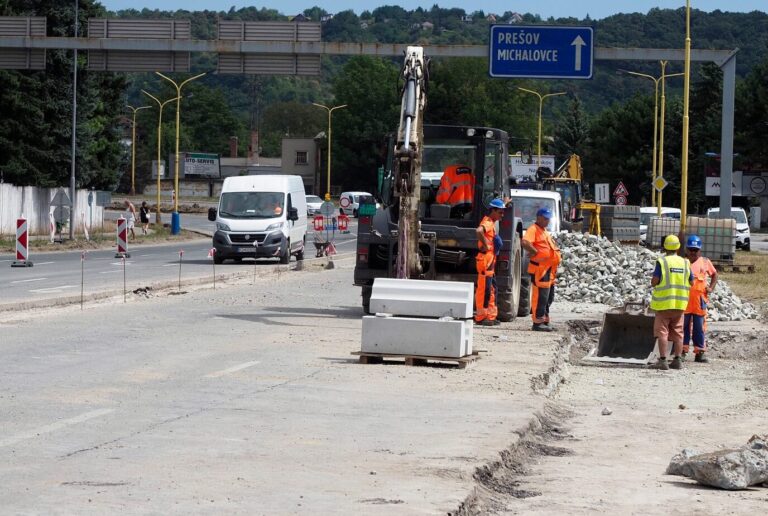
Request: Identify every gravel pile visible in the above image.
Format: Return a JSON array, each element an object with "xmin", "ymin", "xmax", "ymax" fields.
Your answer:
[{"xmin": 553, "ymin": 232, "xmax": 758, "ymax": 321}]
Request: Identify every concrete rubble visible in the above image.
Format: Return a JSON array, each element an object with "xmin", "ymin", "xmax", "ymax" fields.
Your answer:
[
  {"xmin": 553, "ymin": 232, "xmax": 758, "ymax": 321},
  {"xmin": 666, "ymin": 435, "xmax": 768, "ymax": 490}
]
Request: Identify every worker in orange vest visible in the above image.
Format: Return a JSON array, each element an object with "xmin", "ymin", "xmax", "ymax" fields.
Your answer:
[
  {"xmin": 436, "ymin": 165, "xmax": 475, "ymax": 218},
  {"xmin": 474, "ymin": 198, "xmax": 505, "ymax": 326},
  {"xmin": 522, "ymin": 207, "xmax": 561, "ymax": 332},
  {"xmin": 683, "ymin": 235, "xmax": 718, "ymax": 363}
]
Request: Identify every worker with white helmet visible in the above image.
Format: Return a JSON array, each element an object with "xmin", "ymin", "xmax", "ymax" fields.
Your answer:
[{"xmin": 650, "ymin": 234, "xmax": 693, "ymax": 370}]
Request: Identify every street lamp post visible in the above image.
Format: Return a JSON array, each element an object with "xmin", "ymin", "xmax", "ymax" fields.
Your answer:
[
  {"xmin": 312, "ymin": 103, "xmax": 347, "ymax": 199},
  {"xmin": 517, "ymin": 88, "xmax": 566, "ymax": 170},
  {"xmin": 127, "ymin": 105, "xmax": 151, "ymax": 196},
  {"xmin": 622, "ymin": 64, "xmax": 684, "ymax": 211},
  {"xmin": 680, "ymin": 0, "xmax": 693, "ymax": 232},
  {"xmin": 69, "ymin": 0, "xmax": 79, "ymax": 240},
  {"xmin": 142, "ymin": 90, "xmax": 179, "ymax": 225},
  {"xmin": 156, "ymin": 72, "xmax": 207, "ymax": 234}
]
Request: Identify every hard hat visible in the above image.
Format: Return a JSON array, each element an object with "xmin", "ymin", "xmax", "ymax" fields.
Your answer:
[
  {"xmin": 663, "ymin": 234, "xmax": 681, "ymax": 251},
  {"xmin": 686, "ymin": 235, "xmax": 702, "ymax": 250},
  {"xmin": 489, "ymin": 198, "xmax": 505, "ymax": 209},
  {"xmin": 536, "ymin": 207, "xmax": 553, "ymax": 219}
]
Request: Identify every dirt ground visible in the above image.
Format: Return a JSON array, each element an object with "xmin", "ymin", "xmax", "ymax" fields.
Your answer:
[{"xmin": 479, "ymin": 317, "xmax": 768, "ymax": 515}]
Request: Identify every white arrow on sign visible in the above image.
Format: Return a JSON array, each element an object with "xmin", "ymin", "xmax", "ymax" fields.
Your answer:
[{"xmin": 571, "ymin": 35, "xmax": 586, "ymax": 72}]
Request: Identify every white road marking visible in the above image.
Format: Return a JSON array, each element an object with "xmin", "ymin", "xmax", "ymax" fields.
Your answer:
[
  {"xmin": 11, "ymin": 277, "xmax": 48, "ymax": 284},
  {"xmin": 205, "ymin": 360, "xmax": 261, "ymax": 378},
  {"xmin": 139, "ymin": 254, "xmax": 151, "ymax": 257},
  {"xmin": 162, "ymin": 263, "xmax": 178, "ymax": 267},
  {"xmin": 99, "ymin": 270, "xmax": 123, "ymax": 275},
  {"xmin": 0, "ymin": 408, "xmax": 114, "ymax": 448},
  {"xmin": 33, "ymin": 261, "xmax": 54, "ymax": 266},
  {"xmin": 29, "ymin": 285, "xmax": 76, "ymax": 293}
]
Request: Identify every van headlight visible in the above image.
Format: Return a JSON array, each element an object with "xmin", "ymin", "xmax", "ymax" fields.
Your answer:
[
  {"xmin": 216, "ymin": 222, "xmax": 231, "ymax": 231},
  {"xmin": 266, "ymin": 221, "xmax": 284, "ymax": 231}
]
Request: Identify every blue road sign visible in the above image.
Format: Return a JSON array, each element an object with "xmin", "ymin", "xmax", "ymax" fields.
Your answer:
[{"xmin": 489, "ymin": 25, "xmax": 594, "ymax": 79}]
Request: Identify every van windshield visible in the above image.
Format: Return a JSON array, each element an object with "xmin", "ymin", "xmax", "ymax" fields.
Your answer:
[
  {"xmin": 709, "ymin": 209, "xmax": 747, "ymax": 224},
  {"xmin": 512, "ymin": 196, "xmax": 556, "ymax": 231},
  {"xmin": 219, "ymin": 192, "xmax": 285, "ymax": 219}
]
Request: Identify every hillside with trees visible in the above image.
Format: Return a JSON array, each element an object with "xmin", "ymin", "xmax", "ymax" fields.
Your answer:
[{"xmin": 0, "ymin": 2, "xmax": 766, "ymax": 206}]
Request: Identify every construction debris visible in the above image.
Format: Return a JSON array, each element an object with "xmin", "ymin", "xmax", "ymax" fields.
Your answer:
[
  {"xmin": 666, "ymin": 435, "xmax": 768, "ymax": 490},
  {"xmin": 554, "ymin": 233, "xmax": 758, "ymax": 321}
]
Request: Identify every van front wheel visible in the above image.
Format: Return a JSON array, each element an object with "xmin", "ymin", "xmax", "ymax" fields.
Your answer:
[{"xmin": 279, "ymin": 240, "xmax": 291, "ymax": 264}]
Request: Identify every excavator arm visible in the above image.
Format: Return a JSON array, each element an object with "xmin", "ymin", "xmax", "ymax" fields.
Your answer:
[{"xmin": 393, "ymin": 46, "xmax": 428, "ymax": 279}]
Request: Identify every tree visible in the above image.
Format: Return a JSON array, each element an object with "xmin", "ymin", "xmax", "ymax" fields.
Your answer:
[
  {"xmin": 331, "ymin": 56, "xmax": 400, "ymax": 191},
  {"xmin": 551, "ymin": 97, "xmax": 589, "ymax": 161},
  {"xmin": 0, "ymin": 0, "xmax": 127, "ymax": 189}
]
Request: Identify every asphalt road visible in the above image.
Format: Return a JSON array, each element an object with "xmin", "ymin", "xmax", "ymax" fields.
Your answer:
[
  {"xmin": 0, "ymin": 259, "xmax": 565, "ymax": 514},
  {"xmin": 1, "ymin": 215, "xmax": 358, "ymax": 306}
]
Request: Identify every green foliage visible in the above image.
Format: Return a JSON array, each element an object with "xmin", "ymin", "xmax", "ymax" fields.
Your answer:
[
  {"xmin": 331, "ymin": 56, "xmax": 400, "ymax": 190},
  {"xmin": 552, "ymin": 98, "xmax": 589, "ymax": 159}
]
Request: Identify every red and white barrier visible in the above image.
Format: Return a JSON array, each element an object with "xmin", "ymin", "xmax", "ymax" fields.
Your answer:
[
  {"xmin": 11, "ymin": 218, "xmax": 33, "ymax": 267},
  {"xmin": 115, "ymin": 216, "xmax": 131, "ymax": 258}
]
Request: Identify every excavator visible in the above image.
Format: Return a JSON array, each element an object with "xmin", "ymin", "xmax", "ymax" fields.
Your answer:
[{"xmin": 353, "ymin": 46, "xmax": 526, "ymax": 319}]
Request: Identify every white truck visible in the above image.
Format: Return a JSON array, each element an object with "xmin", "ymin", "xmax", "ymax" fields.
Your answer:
[{"xmin": 208, "ymin": 175, "xmax": 308, "ymax": 264}]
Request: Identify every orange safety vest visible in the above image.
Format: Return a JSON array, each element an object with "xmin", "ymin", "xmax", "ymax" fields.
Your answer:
[
  {"xmin": 476, "ymin": 215, "xmax": 496, "ymax": 273},
  {"xmin": 436, "ymin": 165, "xmax": 474, "ymax": 207},
  {"xmin": 685, "ymin": 256, "xmax": 715, "ymax": 316},
  {"xmin": 523, "ymin": 223, "xmax": 561, "ymax": 287}
]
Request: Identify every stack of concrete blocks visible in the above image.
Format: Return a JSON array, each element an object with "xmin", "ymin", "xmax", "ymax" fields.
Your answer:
[{"xmin": 361, "ymin": 278, "xmax": 474, "ymax": 358}]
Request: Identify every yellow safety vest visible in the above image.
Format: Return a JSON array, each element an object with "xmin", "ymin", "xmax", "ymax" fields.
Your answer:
[{"xmin": 650, "ymin": 255, "xmax": 691, "ymax": 311}]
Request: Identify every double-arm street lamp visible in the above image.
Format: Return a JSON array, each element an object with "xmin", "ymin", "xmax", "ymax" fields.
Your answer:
[
  {"xmin": 622, "ymin": 64, "xmax": 684, "ymax": 211},
  {"xmin": 156, "ymin": 71, "xmax": 207, "ymax": 234},
  {"xmin": 312, "ymin": 102, "xmax": 347, "ymax": 199},
  {"xmin": 126, "ymin": 105, "xmax": 151, "ymax": 196},
  {"xmin": 142, "ymin": 90, "xmax": 179, "ymax": 225},
  {"xmin": 517, "ymin": 88, "xmax": 566, "ymax": 170}
]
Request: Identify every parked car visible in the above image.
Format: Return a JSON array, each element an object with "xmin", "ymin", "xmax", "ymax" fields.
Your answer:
[
  {"xmin": 339, "ymin": 191, "xmax": 376, "ymax": 217},
  {"xmin": 639, "ymin": 207, "xmax": 681, "ymax": 243},
  {"xmin": 208, "ymin": 175, "xmax": 307, "ymax": 264},
  {"xmin": 305, "ymin": 194, "xmax": 323, "ymax": 215},
  {"xmin": 707, "ymin": 207, "xmax": 751, "ymax": 251}
]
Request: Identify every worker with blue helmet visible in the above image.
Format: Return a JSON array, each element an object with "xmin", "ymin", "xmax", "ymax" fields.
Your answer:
[
  {"xmin": 475, "ymin": 199, "xmax": 506, "ymax": 326},
  {"xmin": 683, "ymin": 234, "xmax": 718, "ymax": 363},
  {"xmin": 521, "ymin": 204, "xmax": 561, "ymax": 332}
]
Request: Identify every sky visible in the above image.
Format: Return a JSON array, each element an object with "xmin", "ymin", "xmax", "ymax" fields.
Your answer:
[{"xmin": 100, "ymin": 1, "xmax": 765, "ymax": 20}]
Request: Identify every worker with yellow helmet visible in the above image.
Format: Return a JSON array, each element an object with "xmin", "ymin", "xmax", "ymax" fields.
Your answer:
[{"xmin": 649, "ymin": 235, "xmax": 693, "ymax": 370}]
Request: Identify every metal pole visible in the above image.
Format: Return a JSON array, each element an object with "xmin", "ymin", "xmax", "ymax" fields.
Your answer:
[
  {"xmin": 651, "ymin": 76, "xmax": 660, "ymax": 208},
  {"xmin": 69, "ymin": 0, "xmax": 78, "ymax": 240},
  {"xmin": 719, "ymin": 54, "xmax": 736, "ymax": 218},
  {"xmin": 680, "ymin": 0, "xmax": 692, "ymax": 233},
  {"xmin": 131, "ymin": 109, "xmax": 137, "ymax": 196},
  {"xmin": 658, "ymin": 64, "xmax": 668, "ymax": 215},
  {"xmin": 537, "ymin": 95, "xmax": 543, "ymax": 170},
  {"xmin": 326, "ymin": 108, "xmax": 332, "ymax": 198}
]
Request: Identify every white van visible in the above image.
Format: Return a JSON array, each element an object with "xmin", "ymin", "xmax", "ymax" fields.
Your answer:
[
  {"xmin": 208, "ymin": 175, "xmax": 307, "ymax": 264},
  {"xmin": 639, "ymin": 207, "xmax": 681, "ymax": 243},
  {"xmin": 707, "ymin": 207, "xmax": 751, "ymax": 251}
]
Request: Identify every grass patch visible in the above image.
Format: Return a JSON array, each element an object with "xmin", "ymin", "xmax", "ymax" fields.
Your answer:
[
  {"xmin": 0, "ymin": 225, "xmax": 203, "ymax": 254},
  {"xmin": 719, "ymin": 252, "xmax": 768, "ymax": 304}
]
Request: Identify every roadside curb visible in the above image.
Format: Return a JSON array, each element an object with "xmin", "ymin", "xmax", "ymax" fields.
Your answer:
[{"xmin": 0, "ymin": 252, "xmax": 355, "ymax": 315}]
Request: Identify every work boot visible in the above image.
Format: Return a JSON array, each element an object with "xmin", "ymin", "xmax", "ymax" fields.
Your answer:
[
  {"xmin": 491, "ymin": 319, "xmax": 501, "ymax": 326},
  {"xmin": 694, "ymin": 352, "xmax": 709, "ymax": 363},
  {"xmin": 669, "ymin": 356, "xmax": 683, "ymax": 370},
  {"xmin": 680, "ymin": 352, "xmax": 688, "ymax": 362},
  {"xmin": 651, "ymin": 358, "xmax": 669, "ymax": 370},
  {"xmin": 480, "ymin": 320, "xmax": 496, "ymax": 327},
  {"xmin": 532, "ymin": 323, "xmax": 554, "ymax": 332}
]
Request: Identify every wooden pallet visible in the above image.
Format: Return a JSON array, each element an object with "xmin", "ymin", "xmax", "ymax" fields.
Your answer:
[
  {"xmin": 714, "ymin": 263, "xmax": 755, "ymax": 273},
  {"xmin": 351, "ymin": 351, "xmax": 480, "ymax": 369}
]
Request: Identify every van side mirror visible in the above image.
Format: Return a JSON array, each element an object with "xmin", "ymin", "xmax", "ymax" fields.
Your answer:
[
  {"xmin": 208, "ymin": 207, "xmax": 217, "ymax": 221},
  {"xmin": 288, "ymin": 207, "xmax": 299, "ymax": 221}
]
